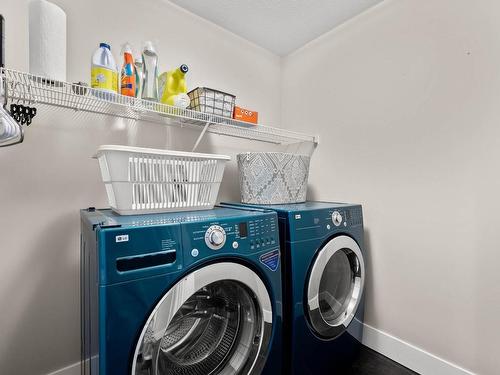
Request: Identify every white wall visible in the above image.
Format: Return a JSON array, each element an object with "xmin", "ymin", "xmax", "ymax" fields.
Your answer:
[
  {"xmin": 0, "ymin": 0, "xmax": 281, "ymax": 374},
  {"xmin": 4, "ymin": 0, "xmax": 500, "ymax": 374},
  {"xmin": 281, "ymin": 0, "xmax": 500, "ymax": 374}
]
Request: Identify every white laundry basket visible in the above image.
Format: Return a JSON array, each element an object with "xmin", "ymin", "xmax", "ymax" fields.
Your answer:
[{"xmin": 95, "ymin": 145, "xmax": 230, "ymax": 215}]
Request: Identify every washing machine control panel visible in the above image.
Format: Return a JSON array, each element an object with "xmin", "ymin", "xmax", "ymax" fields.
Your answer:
[
  {"xmin": 186, "ymin": 213, "xmax": 278, "ymax": 259},
  {"xmin": 205, "ymin": 225, "xmax": 227, "ymax": 250}
]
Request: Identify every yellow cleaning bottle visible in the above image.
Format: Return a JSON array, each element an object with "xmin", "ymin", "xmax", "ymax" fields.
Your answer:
[{"xmin": 159, "ymin": 64, "xmax": 189, "ymax": 107}]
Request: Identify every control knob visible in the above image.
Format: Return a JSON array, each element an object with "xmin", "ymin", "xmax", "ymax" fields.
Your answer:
[
  {"xmin": 205, "ymin": 225, "xmax": 227, "ymax": 250},
  {"xmin": 332, "ymin": 211, "xmax": 343, "ymax": 227}
]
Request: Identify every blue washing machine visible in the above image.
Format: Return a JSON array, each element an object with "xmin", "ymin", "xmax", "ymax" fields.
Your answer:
[
  {"xmin": 222, "ymin": 202, "xmax": 366, "ymax": 374},
  {"xmin": 80, "ymin": 206, "xmax": 282, "ymax": 375}
]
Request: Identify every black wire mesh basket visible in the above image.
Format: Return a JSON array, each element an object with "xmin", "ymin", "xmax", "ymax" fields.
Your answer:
[{"xmin": 187, "ymin": 87, "xmax": 236, "ymax": 118}]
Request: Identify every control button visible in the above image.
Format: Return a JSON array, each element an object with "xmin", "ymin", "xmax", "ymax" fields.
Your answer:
[
  {"xmin": 191, "ymin": 249, "xmax": 199, "ymax": 257},
  {"xmin": 205, "ymin": 225, "xmax": 227, "ymax": 250},
  {"xmin": 232, "ymin": 241, "xmax": 239, "ymax": 249},
  {"xmin": 332, "ymin": 211, "xmax": 343, "ymax": 227}
]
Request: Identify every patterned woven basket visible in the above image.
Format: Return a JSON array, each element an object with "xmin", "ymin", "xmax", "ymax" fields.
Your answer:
[{"xmin": 237, "ymin": 152, "xmax": 310, "ymax": 204}]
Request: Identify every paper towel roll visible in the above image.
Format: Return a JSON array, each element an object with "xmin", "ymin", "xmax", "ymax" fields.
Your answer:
[{"xmin": 29, "ymin": 0, "xmax": 66, "ymax": 82}]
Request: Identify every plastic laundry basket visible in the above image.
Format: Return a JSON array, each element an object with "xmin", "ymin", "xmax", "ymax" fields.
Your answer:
[{"xmin": 95, "ymin": 145, "xmax": 230, "ymax": 215}]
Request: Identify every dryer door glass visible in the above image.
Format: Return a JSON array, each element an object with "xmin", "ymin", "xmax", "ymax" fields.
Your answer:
[
  {"xmin": 131, "ymin": 262, "xmax": 273, "ymax": 375},
  {"xmin": 306, "ymin": 235, "xmax": 365, "ymax": 339}
]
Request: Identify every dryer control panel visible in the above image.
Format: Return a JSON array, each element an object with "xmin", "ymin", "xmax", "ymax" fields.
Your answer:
[
  {"xmin": 220, "ymin": 201, "xmax": 364, "ymax": 243},
  {"xmin": 287, "ymin": 205, "xmax": 364, "ymax": 242}
]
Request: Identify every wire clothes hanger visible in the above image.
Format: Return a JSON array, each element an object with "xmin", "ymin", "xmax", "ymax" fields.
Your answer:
[{"xmin": 0, "ymin": 76, "xmax": 24, "ymax": 147}]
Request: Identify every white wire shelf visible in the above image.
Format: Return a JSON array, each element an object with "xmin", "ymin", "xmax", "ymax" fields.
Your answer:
[{"xmin": 0, "ymin": 68, "xmax": 318, "ymax": 146}]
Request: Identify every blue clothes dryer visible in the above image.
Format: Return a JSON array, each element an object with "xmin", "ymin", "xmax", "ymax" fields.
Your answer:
[
  {"xmin": 80, "ymin": 206, "xmax": 282, "ymax": 375},
  {"xmin": 222, "ymin": 202, "xmax": 366, "ymax": 374}
]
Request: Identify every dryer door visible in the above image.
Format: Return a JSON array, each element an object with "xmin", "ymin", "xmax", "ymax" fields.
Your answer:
[
  {"xmin": 131, "ymin": 262, "xmax": 273, "ymax": 375},
  {"xmin": 306, "ymin": 235, "xmax": 365, "ymax": 339}
]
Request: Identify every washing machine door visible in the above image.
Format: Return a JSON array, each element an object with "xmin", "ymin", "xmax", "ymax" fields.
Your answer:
[
  {"xmin": 306, "ymin": 235, "xmax": 365, "ymax": 339},
  {"xmin": 131, "ymin": 262, "xmax": 273, "ymax": 375}
]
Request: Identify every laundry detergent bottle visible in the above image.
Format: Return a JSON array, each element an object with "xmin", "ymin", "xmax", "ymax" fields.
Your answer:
[
  {"xmin": 91, "ymin": 42, "xmax": 118, "ymax": 94},
  {"xmin": 120, "ymin": 43, "xmax": 136, "ymax": 97},
  {"xmin": 159, "ymin": 64, "xmax": 189, "ymax": 107}
]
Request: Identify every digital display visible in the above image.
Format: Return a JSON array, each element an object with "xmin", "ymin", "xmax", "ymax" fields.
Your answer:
[{"xmin": 238, "ymin": 222, "xmax": 248, "ymax": 238}]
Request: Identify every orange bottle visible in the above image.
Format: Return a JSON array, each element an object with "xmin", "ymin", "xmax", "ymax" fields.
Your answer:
[{"xmin": 120, "ymin": 43, "xmax": 136, "ymax": 97}]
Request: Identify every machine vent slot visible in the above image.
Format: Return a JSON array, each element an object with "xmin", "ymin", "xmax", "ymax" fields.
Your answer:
[{"xmin": 117, "ymin": 250, "xmax": 176, "ymax": 272}]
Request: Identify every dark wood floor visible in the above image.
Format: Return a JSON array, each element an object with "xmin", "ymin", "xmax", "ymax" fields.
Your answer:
[{"xmin": 348, "ymin": 346, "xmax": 419, "ymax": 375}]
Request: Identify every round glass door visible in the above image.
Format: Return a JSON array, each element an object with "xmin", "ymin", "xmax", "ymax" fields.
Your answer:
[
  {"xmin": 131, "ymin": 262, "xmax": 273, "ymax": 375},
  {"xmin": 306, "ymin": 235, "xmax": 365, "ymax": 339}
]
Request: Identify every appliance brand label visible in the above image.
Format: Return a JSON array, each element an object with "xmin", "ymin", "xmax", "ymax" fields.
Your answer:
[
  {"xmin": 115, "ymin": 234, "xmax": 129, "ymax": 243},
  {"xmin": 260, "ymin": 249, "xmax": 280, "ymax": 272}
]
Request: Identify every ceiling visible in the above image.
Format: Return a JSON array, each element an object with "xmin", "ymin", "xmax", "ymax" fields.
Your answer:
[{"xmin": 168, "ymin": 0, "xmax": 384, "ymax": 56}]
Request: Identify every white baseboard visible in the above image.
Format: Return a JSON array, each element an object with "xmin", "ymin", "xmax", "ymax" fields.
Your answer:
[
  {"xmin": 47, "ymin": 323, "xmax": 476, "ymax": 375},
  {"xmin": 46, "ymin": 361, "xmax": 80, "ymax": 375},
  {"xmin": 362, "ymin": 322, "xmax": 476, "ymax": 375}
]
